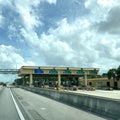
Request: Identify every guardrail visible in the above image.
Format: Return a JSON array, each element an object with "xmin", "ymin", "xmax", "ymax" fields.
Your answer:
[{"xmin": 0, "ymin": 69, "xmax": 19, "ymax": 74}]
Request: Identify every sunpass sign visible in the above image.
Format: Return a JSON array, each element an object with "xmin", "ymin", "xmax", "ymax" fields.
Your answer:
[{"xmin": 34, "ymin": 69, "xmax": 44, "ymax": 74}]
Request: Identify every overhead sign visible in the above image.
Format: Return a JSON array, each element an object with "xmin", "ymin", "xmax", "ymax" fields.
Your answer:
[
  {"xmin": 63, "ymin": 70, "xmax": 71, "ymax": 74},
  {"xmin": 34, "ymin": 69, "xmax": 44, "ymax": 74},
  {"xmin": 76, "ymin": 70, "xmax": 84, "ymax": 74},
  {"xmin": 49, "ymin": 69, "xmax": 58, "ymax": 74},
  {"xmin": 89, "ymin": 70, "xmax": 97, "ymax": 75}
]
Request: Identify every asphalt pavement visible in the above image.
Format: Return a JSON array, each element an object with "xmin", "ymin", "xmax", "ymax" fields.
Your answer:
[
  {"xmin": 12, "ymin": 88, "xmax": 108, "ymax": 120},
  {"xmin": 0, "ymin": 87, "xmax": 20, "ymax": 120}
]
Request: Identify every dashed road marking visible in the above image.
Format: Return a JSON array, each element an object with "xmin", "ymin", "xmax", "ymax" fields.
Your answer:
[{"xmin": 41, "ymin": 108, "xmax": 46, "ymax": 110}]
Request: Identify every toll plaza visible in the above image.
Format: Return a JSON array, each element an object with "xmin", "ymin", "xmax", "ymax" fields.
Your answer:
[{"xmin": 18, "ymin": 66, "xmax": 99, "ymax": 88}]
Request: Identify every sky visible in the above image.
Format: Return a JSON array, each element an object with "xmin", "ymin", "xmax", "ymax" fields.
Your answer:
[{"xmin": 0, "ymin": 0, "xmax": 120, "ymax": 82}]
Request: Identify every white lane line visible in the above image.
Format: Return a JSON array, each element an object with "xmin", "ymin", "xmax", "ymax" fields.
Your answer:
[
  {"xmin": 40, "ymin": 108, "xmax": 46, "ymax": 110},
  {"xmin": 10, "ymin": 89, "xmax": 25, "ymax": 120}
]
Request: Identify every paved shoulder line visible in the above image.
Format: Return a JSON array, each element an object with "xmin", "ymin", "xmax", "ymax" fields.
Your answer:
[{"xmin": 10, "ymin": 88, "xmax": 25, "ymax": 120}]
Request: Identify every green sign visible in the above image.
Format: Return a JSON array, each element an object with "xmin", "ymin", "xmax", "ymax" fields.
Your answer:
[
  {"xmin": 49, "ymin": 69, "xmax": 58, "ymax": 74},
  {"xmin": 63, "ymin": 70, "xmax": 71, "ymax": 74},
  {"xmin": 76, "ymin": 70, "xmax": 84, "ymax": 74},
  {"xmin": 89, "ymin": 70, "xmax": 97, "ymax": 75}
]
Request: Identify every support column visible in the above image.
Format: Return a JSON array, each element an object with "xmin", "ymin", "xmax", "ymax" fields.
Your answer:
[
  {"xmin": 78, "ymin": 77, "xmax": 81, "ymax": 86},
  {"xmin": 22, "ymin": 76, "xmax": 25, "ymax": 86},
  {"xmin": 58, "ymin": 74, "xmax": 61, "ymax": 87},
  {"xmin": 84, "ymin": 72, "xmax": 87, "ymax": 87},
  {"xmin": 30, "ymin": 74, "xmax": 33, "ymax": 87}
]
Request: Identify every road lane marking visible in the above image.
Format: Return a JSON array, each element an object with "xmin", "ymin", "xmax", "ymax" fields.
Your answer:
[
  {"xmin": 10, "ymin": 89, "xmax": 25, "ymax": 120},
  {"xmin": 40, "ymin": 108, "xmax": 46, "ymax": 110}
]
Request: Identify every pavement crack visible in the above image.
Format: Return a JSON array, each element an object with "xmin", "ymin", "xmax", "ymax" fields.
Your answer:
[
  {"xmin": 21, "ymin": 101, "xmax": 29, "ymax": 106},
  {"xmin": 28, "ymin": 109, "xmax": 46, "ymax": 120}
]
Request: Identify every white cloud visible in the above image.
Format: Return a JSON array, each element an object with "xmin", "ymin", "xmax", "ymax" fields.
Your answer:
[
  {"xmin": 19, "ymin": 0, "xmax": 120, "ymax": 74},
  {"xmin": 0, "ymin": 2, "xmax": 4, "ymax": 28},
  {"xmin": 13, "ymin": 0, "xmax": 42, "ymax": 31},
  {"xmin": 0, "ymin": 15, "xmax": 4, "ymax": 28},
  {"xmin": 97, "ymin": 0, "xmax": 117, "ymax": 7},
  {"xmin": 12, "ymin": 0, "xmax": 57, "ymax": 31},
  {"xmin": 0, "ymin": 0, "xmax": 12, "ymax": 6},
  {"xmin": 1, "ymin": 0, "xmax": 120, "ymax": 75},
  {"xmin": 97, "ymin": 6, "xmax": 120, "ymax": 34},
  {"xmin": 45, "ymin": 0, "xmax": 57, "ymax": 4},
  {"xmin": 85, "ymin": 0, "xmax": 120, "ymax": 24},
  {"xmin": 0, "ymin": 44, "xmax": 36, "ymax": 82},
  {"xmin": 0, "ymin": 44, "xmax": 35, "ymax": 69},
  {"xmin": 20, "ymin": 17, "xmax": 98, "ymax": 67}
]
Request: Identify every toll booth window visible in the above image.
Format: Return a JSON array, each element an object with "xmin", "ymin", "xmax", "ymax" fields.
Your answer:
[{"xmin": 89, "ymin": 82, "xmax": 92, "ymax": 86}]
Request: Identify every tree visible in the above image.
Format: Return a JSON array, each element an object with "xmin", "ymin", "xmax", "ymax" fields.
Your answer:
[
  {"xmin": 116, "ymin": 66, "xmax": 120, "ymax": 80},
  {"xmin": 107, "ymin": 68, "xmax": 116, "ymax": 80},
  {"xmin": 102, "ymin": 73, "xmax": 107, "ymax": 77}
]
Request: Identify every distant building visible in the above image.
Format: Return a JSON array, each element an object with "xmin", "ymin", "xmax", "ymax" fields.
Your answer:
[{"xmin": 80, "ymin": 78, "xmax": 120, "ymax": 89}]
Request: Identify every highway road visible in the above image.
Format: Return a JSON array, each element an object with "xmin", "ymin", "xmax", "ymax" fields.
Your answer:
[
  {"xmin": 12, "ymin": 88, "xmax": 108, "ymax": 120},
  {"xmin": 0, "ymin": 87, "xmax": 20, "ymax": 120}
]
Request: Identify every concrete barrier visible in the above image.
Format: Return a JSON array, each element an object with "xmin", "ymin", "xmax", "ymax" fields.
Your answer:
[{"xmin": 19, "ymin": 86, "xmax": 120, "ymax": 119}]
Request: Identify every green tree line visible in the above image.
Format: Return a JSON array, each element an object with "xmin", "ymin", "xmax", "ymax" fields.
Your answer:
[{"xmin": 107, "ymin": 66, "xmax": 120, "ymax": 80}]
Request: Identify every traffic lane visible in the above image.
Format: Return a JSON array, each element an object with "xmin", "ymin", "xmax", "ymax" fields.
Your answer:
[
  {"xmin": 0, "ymin": 87, "xmax": 4, "ymax": 96},
  {"xmin": 0, "ymin": 85, "xmax": 4, "ymax": 90},
  {"xmin": 0, "ymin": 88, "xmax": 20, "ymax": 120},
  {"xmin": 12, "ymin": 88, "xmax": 107, "ymax": 120}
]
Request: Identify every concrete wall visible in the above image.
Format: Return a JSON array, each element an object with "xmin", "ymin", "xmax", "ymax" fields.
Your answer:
[{"xmin": 19, "ymin": 86, "xmax": 120, "ymax": 119}]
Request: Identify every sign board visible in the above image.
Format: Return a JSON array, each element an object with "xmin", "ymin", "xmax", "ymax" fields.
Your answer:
[
  {"xmin": 49, "ymin": 69, "xmax": 58, "ymax": 74},
  {"xmin": 63, "ymin": 70, "xmax": 71, "ymax": 74},
  {"xmin": 34, "ymin": 69, "xmax": 44, "ymax": 74},
  {"xmin": 89, "ymin": 70, "xmax": 97, "ymax": 75},
  {"xmin": 76, "ymin": 70, "xmax": 84, "ymax": 74}
]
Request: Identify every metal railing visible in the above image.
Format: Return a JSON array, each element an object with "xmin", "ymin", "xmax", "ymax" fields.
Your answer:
[{"xmin": 0, "ymin": 69, "xmax": 20, "ymax": 74}]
